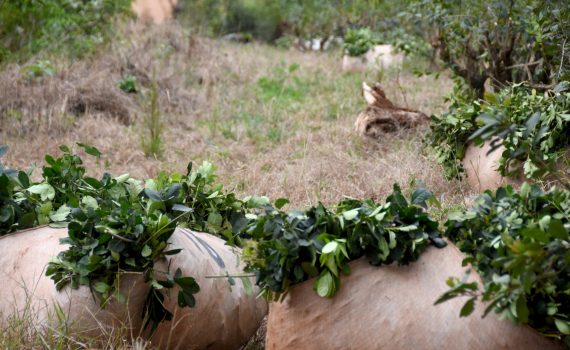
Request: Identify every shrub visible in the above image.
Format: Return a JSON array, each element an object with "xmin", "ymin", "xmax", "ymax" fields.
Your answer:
[
  {"xmin": 118, "ymin": 75, "xmax": 138, "ymax": 94},
  {"xmin": 342, "ymin": 28, "xmax": 380, "ymax": 57},
  {"xmin": 411, "ymin": 0, "xmax": 570, "ymax": 96},
  {"xmin": 0, "ymin": 144, "xmax": 263, "ymax": 329},
  {"xmin": 240, "ymin": 185, "xmax": 446, "ymax": 300},
  {"xmin": 439, "ymin": 184, "xmax": 570, "ymax": 346},
  {"xmin": 0, "ymin": 0, "xmax": 132, "ymax": 63},
  {"xmin": 430, "ymin": 81, "xmax": 570, "ymax": 183}
]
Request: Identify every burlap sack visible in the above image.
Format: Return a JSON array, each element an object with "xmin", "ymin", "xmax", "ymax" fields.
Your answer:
[
  {"xmin": 0, "ymin": 226, "xmax": 267, "ymax": 349},
  {"xmin": 266, "ymin": 244, "xmax": 562, "ymax": 350}
]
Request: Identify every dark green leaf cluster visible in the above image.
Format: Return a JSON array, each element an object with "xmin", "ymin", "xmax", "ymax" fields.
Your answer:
[
  {"xmin": 428, "ymin": 80, "xmax": 481, "ymax": 179},
  {"xmin": 469, "ymin": 83, "xmax": 570, "ymax": 183},
  {"xmin": 430, "ymin": 82, "xmax": 570, "ymax": 183},
  {"xmin": 0, "ymin": 145, "xmax": 36, "ymax": 232},
  {"xmin": 0, "ymin": 144, "xmax": 256, "ymax": 330},
  {"xmin": 442, "ymin": 184, "xmax": 570, "ymax": 345},
  {"xmin": 410, "ymin": 0, "xmax": 570, "ymax": 95},
  {"xmin": 343, "ymin": 28, "xmax": 381, "ymax": 57},
  {"xmin": 240, "ymin": 185, "xmax": 446, "ymax": 300}
]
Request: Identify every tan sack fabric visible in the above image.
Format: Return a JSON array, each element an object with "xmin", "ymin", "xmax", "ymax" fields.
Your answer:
[
  {"xmin": 0, "ymin": 226, "xmax": 267, "ymax": 350},
  {"xmin": 342, "ymin": 45, "xmax": 404, "ymax": 73},
  {"xmin": 266, "ymin": 244, "xmax": 562, "ymax": 350},
  {"xmin": 463, "ymin": 140, "xmax": 519, "ymax": 192},
  {"xmin": 132, "ymin": 0, "xmax": 177, "ymax": 24}
]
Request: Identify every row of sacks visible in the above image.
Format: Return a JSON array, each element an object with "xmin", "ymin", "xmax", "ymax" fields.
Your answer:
[{"xmin": 1, "ymin": 226, "xmax": 565, "ymax": 349}]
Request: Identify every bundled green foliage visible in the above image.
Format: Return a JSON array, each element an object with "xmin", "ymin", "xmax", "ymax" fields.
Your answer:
[
  {"xmin": 430, "ymin": 82, "xmax": 570, "ymax": 182},
  {"xmin": 343, "ymin": 28, "xmax": 380, "ymax": 57},
  {"xmin": 0, "ymin": 145, "xmax": 37, "ymax": 232},
  {"xmin": 411, "ymin": 0, "xmax": 570, "ymax": 96},
  {"xmin": 438, "ymin": 184, "xmax": 570, "ymax": 346},
  {"xmin": 241, "ymin": 185, "xmax": 446, "ymax": 300},
  {"xmin": 0, "ymin": 0, "xmax": 132, "ymax": 63},
  {"xmin": 0, "ymin": 144, "xmax": 257, "ymax": 329},
  {"xmin": 470, "ymin": 82, "xmax": 570, "ymax": 183}
]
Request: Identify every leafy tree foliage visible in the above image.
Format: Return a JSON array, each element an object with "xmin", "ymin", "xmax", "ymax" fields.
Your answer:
[
  {"xmin": 429, "ymin": 81, "xmax": 570, "ymax": 183},
  {"xmin": 411, "ymin": 0, "xmax": 570, "ymax": 96},
  {"xmin": 0, "ymin": 0, "xmax": 132, "ymax": 63},
  {"xmin": 439, "ymin": 184, "xmax": 570, "ymax": 346}
]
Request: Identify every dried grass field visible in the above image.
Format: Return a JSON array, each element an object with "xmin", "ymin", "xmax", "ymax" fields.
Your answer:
[{"xmin": 1, "ymin": 23, "xmax": 469, "ymax": 211}]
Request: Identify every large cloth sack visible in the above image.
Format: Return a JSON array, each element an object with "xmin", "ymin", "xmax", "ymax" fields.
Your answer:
[
  {"xmin": 0, "ymin": 226, "xmax": 267, "ymax": 349},
  {"xmin": 266, "ymin": 244, "xmax": 562, "ymax": 350},
  {"xmin": 132, "ymin": 0, "xmax": 177, "ymax": 24},
  {"xmin": 463, "ymin": 140, "xmax": 513, "ymax": 192}
]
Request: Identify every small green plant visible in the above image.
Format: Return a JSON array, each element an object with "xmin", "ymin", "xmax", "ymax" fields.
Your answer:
[
  {"xmin": 256, "ymin": 63, "xmax": 307, "ymax": 104},
  {"xmin": 274, "ymin": 36, "xmax": 293, "ymax": 49},
  {"xmin": 241, "ymin": 184, "xmax": 446, "ymax": 300},
  {"xmin": 22, "ymin": 60, "xmax": 55, "ymax": 80},
  {"xmin": 343, "ymin": 28, "xmax": 380, "ymax": 57},
  {"xmin": 438, "ymin": 184, "xmax": 570, "ymax": 346},
  {"xmin": 141, "ymin": 81, "xmax": 163, "ymax": 159},
  {"xmin": 118, "ymin": 75, "xmax": 138, "ymax": 93}
]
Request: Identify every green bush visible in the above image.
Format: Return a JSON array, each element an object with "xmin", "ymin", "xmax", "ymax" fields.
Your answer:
[
  {"xmin": 0, "ymin": 144, "xmax": 260, "ymax": 329},
  {"xmin": 439, "ymin": 184, "xmax": 570, "ymax": 346},
  {"xmin": 411, "ymin": 0, "xmax": 570, "ymax": 96},
  {"xmin": 430, "ymin": 81, "xmax": 570, "ymax": 183},
  {"xmin": 342, "ymin": 28, "xmax": 380, "ymax": 57},
  {"xmin": 0, "ymin": 0, "xmax": 132, "ymax": 63},
  {"xmin": 241, "ymin": 185, "xmax": 446, "ymax": 300}
]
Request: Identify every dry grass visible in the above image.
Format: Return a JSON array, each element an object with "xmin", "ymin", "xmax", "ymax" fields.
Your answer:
[
  {"xmin": 0, "ymin": 20, "xmax": 475, "ymax": 348},
  {"xmin": 0, "ymin": 21, "xmax": 472, "ymax": 210}
]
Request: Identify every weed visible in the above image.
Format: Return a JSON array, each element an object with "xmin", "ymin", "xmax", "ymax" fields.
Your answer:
[
  {"xmin": 22, "ymin": 60, "xmax": 55, "ymax": 80},
  {"xmin": 118, "ymin": 75, "xmax": 138, "ymax": 94},
  {"xmin": 141, "ymin": 81, "xmax": 163, "ymax": 159}
]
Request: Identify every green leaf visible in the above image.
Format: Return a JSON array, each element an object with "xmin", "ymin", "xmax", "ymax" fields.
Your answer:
[
  {"xmin": 394, "ymin": 225, "xmax": 417, "ymax": 232},
  {"xmin": 93, "ymin": 282, "xmax": 110, "ymax": 294},
  {"xmin": 172, "ymin": 204, "xmax": 192, "ymax": 212},
  {"xmin": 240, "ymin": 277, "xmax": 254, "ymax": 296},
  {"xmin": 141, "ymin": 245, "xmax": 152, "ymax": 258},
  {"xmin": 322, "ymin": 241, "xmax": 338, "ymax": 254},
  {"xmin": 515, "ymin": 294, "xmax": 529, "ymax": 323},
  {"xmin": 315, "ymin": 272, "xmax": 334, "ymax": 298},
  {"xmin": 554, "ymin": 319, "xmax": 570, "ymax": 335},
  {"xmin": 460, "ymin": 298, "xmax": 475, "ymax": 317},
  {"xmin": 77, "ymin": 143, "xmax": 102, "ymax": 157},
  {"xmin": 81, "ymin": 196, "xmax": 98, "ymax": 210},
  {"xmin": 27, "ymin": 183, "xmax": 55, "ymax": 201},
  {"xmin": 274, "ymin": 198, "xmax": 290, "ymax": 209},
  {"xmin": 342, "ymin": 209, "xmax": 359, "ymax": 220},
  {"xmin": 548, "ymin": 219, "xmax": 568, "ymax": 240},
  {"xmin": 49, "ymin": 205, "xmax": 71, "ymax": 222},
  {"xmin": 411, "ymin": 188, "xmax": 433, "ymax": 208}
]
